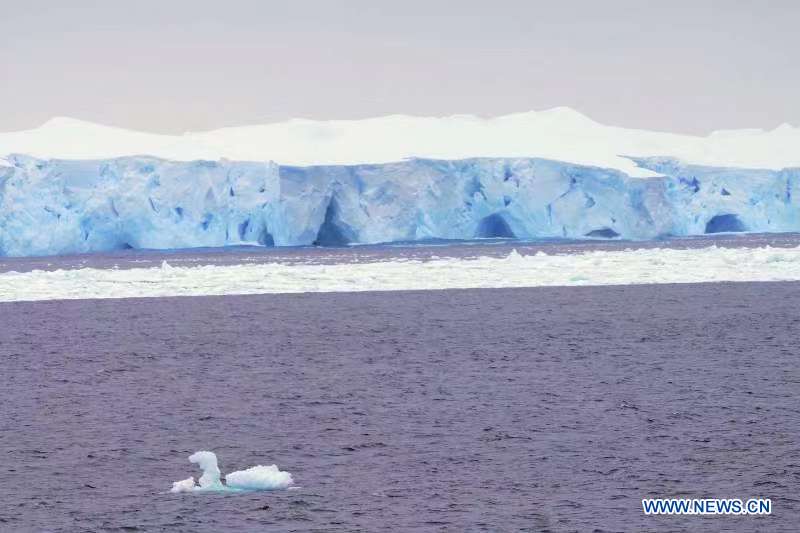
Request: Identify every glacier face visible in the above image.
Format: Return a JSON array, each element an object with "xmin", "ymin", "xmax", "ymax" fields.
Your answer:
[{"xmin": 0, "ymin": 153, "xmax": 798, "ymax": 257}]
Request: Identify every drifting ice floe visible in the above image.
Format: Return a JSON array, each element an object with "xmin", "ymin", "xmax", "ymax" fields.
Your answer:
[{"xmin": 170, "ymin": 451, "xmax": 294, "ymax": 493}]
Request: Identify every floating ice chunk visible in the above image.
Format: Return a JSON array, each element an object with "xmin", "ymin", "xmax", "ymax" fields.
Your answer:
[
  {"xmin": 170, "ymin": 477, "xmax": 197, "ymax": 493},
  {"xmin": 505, "ymin": 249, "xmax": 524, "ymax": 262},
  {"xmin": 171, "ymin": 451, "xmax": 294, "ymax": 493},
  {"xmin": 189, "ymin": 450, "xmax": 223, "ymax": 490},
  {"xmin": 226, "ymin": 465, "xmax": 294, "ymax": 491}
]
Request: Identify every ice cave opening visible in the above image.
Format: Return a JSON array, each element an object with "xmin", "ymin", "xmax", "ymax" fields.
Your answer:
[
  {"xmin": 475, "ymin": 213, "xmax": 516, "ymax": 239},
  {"xmin": 705, "ymin": 214, "xmax": 746, "ymax": 234},
  {"xmin": 585, "ymin": 228, "xmax": 620, "ymax": 239},
  {"xmin": 313, "ymin": 198, "xmax": 357, "ymax": 246}
]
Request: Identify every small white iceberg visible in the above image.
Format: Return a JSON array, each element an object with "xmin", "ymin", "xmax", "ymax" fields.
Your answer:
[{"xmin": 170, "ymin": 451, "xmax": 294, "ymax": 493}]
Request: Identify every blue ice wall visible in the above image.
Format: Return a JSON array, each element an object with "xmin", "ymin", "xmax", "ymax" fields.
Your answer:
[{"xmin": 0, "ymin": 154, "xmax": 797, "ymax": 256}]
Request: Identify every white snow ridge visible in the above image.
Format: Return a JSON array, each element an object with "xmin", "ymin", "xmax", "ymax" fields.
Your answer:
[
  {"xmin": 170, "ymin": 451, "xmax": 294, "ymax": 493},
  {"xmin": 3, "ymin": 108, "xmax": 800, "ymax": 175}
]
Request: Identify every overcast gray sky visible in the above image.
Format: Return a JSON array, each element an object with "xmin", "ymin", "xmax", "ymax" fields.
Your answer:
[{"xmin": 2, "ymin": 0, "xmax": 798, "ymax": 134}]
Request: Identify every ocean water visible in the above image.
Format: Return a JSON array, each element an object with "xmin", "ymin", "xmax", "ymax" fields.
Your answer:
[
  {"xmin": 3, "ymin": 232, "xmax": 800, "ymax": 274},
  {"xmin": 1, "ymin": 237, "xmax": 799, "ymax": 531}
]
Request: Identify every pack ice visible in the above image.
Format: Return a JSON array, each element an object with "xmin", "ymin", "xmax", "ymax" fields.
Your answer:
[{"xmin": 0, "ymin": 153, "xmax": 799, "ymax": 257}]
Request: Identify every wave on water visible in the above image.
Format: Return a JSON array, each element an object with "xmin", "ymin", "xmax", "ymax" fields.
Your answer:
[{"xmin": 170, "ymin": 451, "xmax": 294, "ymax": 493}]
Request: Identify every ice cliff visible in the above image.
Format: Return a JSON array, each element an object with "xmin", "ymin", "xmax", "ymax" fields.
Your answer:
[{"xmin": 1, "ymin": 153, "xmax": 798, "ymax": 257}]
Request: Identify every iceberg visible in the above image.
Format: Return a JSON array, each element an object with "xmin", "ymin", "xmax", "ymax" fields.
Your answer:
[
  {"xmin": 0, "ymin": 153, "xmax": 798, "ymax": 257},
  {"xmin": 225, "ymin": 465, "xmax": 295, "ymax": 491},
  {"xmin": 170, "ymin": 451, "xmax": 294, "ymax": 493}
]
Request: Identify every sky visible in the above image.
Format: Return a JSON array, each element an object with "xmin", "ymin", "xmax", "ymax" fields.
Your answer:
[{"xmin": 2, "ymin": 0, "xmax": 798, "ymax": 135}]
